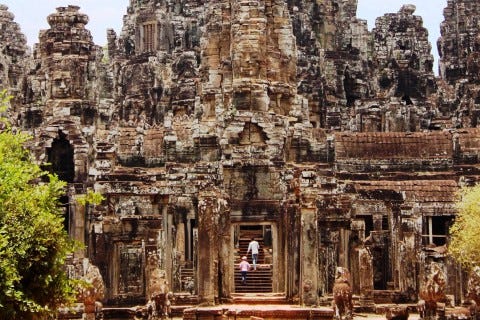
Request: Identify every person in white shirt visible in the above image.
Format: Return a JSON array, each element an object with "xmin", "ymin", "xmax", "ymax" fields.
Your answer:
[{"xmin": 247, "ymin": 238, "xmax": 260, "ymax": 270}]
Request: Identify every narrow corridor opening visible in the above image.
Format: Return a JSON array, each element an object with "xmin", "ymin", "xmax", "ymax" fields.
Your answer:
[{"xmin": 234, "ymin": 225, "xmax": 273, "ymax": 293}]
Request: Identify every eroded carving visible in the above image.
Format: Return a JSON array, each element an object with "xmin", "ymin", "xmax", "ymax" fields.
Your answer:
[{"xmin": 332, "ymin": 267, "xmax": 353, "ymax": 320}]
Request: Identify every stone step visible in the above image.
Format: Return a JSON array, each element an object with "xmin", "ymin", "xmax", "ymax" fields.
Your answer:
[
  {"xmin": 234, "ymin": 264, "xmax": 272, "ymax": 293},
  {"xmin": 235, "ymin": 285, "xmax": 272, "ymax": 291},
  {"xmin": 231, "ymin": 293, "xmax": 289, "ymax": 304},
  {"xmin": 183, "ymin": 304, "xmax": 334, "ymax": 320},
  {"xmin": 234, "ymin": 269, "xmax": 272, "ymax": 276},
  {"xmin": 180, "ymin": 268, "xmax": 195, "ymax": 282},
  {"xmin": 180, "ymin": 267, "xmax": 194, "ymax": 276}
]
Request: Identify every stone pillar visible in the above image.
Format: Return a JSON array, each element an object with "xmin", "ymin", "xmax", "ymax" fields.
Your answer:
[
  {"xmin": 165, "ymin": 207, "xmax": 174, "ymax": 289},
  {"xmin": 285, "ymin": 204, "xmax": 301, "ymax": 300},
  {"xmin": 197, "ymin": 190, "xmax": 230, "ymax": 304},
  {"xmin": 358, "ymin": 247, "xmax": 375, "ymax": 311},
  {"xmin": 72, "ymin": 195, "xmax": 86, "ymax": 258},
  {"xmin": 400, "ymin": 228, "xmax": 417, "ymax": 300},
  {"xmin": 186, "ymin": 218, "xmax": 192, "ymax": 260},
  {"xmin": 197, "ymin": 194, "xmax": 216, "ymax": 304},
  {"xmin": 397, "ymin": 217, "xmax": 421, "ymax": 301},
  {"xmin": 176, "ymin": 220, "xmax": 186, "ymax": 262},
  {"xmin": 300, "ymin": 207, "xmax": 319, "ymax": 306},
  {"xmin": 218, "ymin": 199, "xmax": 232, "ymax": 300}
]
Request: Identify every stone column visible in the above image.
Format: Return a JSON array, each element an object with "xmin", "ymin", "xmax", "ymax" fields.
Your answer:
[
  {"xmin": 176, "ymin": 220, "xmax": 186, "ymax": 262},
  {"xmin": 186, "ymin": 218, "xmax": 193, "ymax": 260},
  {"xmin": 285, "ymin": 204, "xmax": 301, "ymax": 300},
  {"xmin": 72, "ymin": 194, "xmax": 86, "ymax": 258},
  {"xmin": 165, "ymin": 207, "xmax": 174, "ymax": 289},
  {"xmin": 197, "ymin": 190, "xmax": 230, "ymax": 304},
  {"xmin": 300, "ymin": 207, "xmax": 319, "ymax": 306},
  {"xmin": 358, "ymin": 246, "xmax": 375, "ymax": 311},
  {"xmin": 197, "ymin": 194, "xmax": 215, "ymax": 304},
  {"xmin": 399, "ymin": 220, "xmax": 417, "ymax": 300},
  {"xmin": 399, "ymin": 232, "xmax": 418, "ymax": 301},
  {"xmin": 218, "ymin": 198, "xmax": 232, "ymax": 300}
]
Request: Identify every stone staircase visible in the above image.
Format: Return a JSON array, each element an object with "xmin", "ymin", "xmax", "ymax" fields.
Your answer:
[
  {"xmin": 234, "ymin": 264, "xmax": 273, "ymax": 293},
  {"xmin": 179, "ymin": 263, "xmax": 195, "ymax": 293},
  {"xmin": 234, "ymin": 234, "xmax": 273, "ymax": 293}
]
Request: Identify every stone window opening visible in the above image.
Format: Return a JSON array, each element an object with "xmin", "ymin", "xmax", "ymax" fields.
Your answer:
[
  {"xmin": 0, "ymin": 64, "xmax": 4, "ymax": 84},
  {"xmin": 422, "ymin": 216, "xmax": 453, "ymax": 247},
  {"xmin": 402, "ymin": 94, "xmax": 413, "ymax": 105},
  {"xmin": 360, "ymin": 215, "xmax": 389, "ymax": 238},
  {"xmin": 358, "ymin": 215, "xmax": 374, "ymax": 239},
  {"xmin": 474, "ymin": 95, "xmax": 480, "ymax": 105},
  {"xmin": 119, "ymin": 246, "xmax": 144, "ymax": 295},
  {"xmin": 59, "ymin": 195, "xmax": 71, "ymax": 233},
  {"xmin": 24, "ymin": 109, "xmax": 43, "ymax": 128},
  {"xmin": 239, "ymin": 122, "xmax": 267, "ymax": 145},
  {"xmin": 344, "ymin": 69, "xmax": 359, "ymax": 107},
  {"xmin": 142, "ymin": 22, "xmax": 157, "ymax": 52},
  {"xmin": 82, "ymin": 107, "xmax": 96, "ymax": 126},
  {"xmin": 381, "ymin": 215, "xmax": 389, "ymax": 231}
]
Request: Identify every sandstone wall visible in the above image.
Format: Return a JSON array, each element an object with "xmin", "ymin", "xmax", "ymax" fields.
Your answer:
[{"xmin": 1, "ymin": 0, "xmax": 480, "ymax": 308}]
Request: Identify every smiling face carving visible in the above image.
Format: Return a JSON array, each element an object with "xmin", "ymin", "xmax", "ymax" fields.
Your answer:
[{"xmin": 51, "ymin": 71, "xmax": 72, "ymax": 99}]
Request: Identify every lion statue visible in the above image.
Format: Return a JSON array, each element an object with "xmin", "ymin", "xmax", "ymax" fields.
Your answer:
[
  {"xmin": 146, "ymin": 277, "xmax": 173, "ymax": 320},
  {"xmin": 145, "ymin": 254, "xmax": 173, "ymax": 320},
  {"xmin": 418, "ymin": 262, "xmax": 446, "ymax": 319},
  {"xmin": 332, "ymin": 267, "xmax": 353, "ymax": 320}
]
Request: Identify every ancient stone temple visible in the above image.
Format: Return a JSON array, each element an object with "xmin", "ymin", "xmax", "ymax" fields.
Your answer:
[{"xmin": 2, "ymin": 0, "xmax": 480, "ymax": 315}]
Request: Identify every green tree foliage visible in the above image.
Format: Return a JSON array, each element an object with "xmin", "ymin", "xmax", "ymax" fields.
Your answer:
[
  {"xmin": 76, "ymin": 189, "xmax": 104, "ymax": 207},
  {"xmin": 449, "ymin": 184, "xmax": 480, "ymax": 269},
  {"xmin": 0, "ymin": 90, "xmax": 77, "ymax": 319}
]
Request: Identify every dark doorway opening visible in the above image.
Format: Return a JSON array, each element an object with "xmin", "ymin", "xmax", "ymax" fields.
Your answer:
[
  {"xmin": 234, "ymin": 224, "xmax": 273, "ymax": 293},
  {"xmin": 372, "ymin": 246, "xmax": 389, "ymax": 290},
  {"xmin": 47, "ymin": 131, "xmax": 75, "ymax": 183},
  {"xmin": 59, "ymin": 195, "xmax": 70, "ymax": 233}
]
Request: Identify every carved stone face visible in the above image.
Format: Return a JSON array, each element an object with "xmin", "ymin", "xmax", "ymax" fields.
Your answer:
[{"xmin": 51, "ymin": 71, "xmax": 72, "ymax": 98}]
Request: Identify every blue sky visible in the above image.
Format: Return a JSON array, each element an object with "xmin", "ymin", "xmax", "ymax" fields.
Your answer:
[
  {"xmin": 356, "ymin": 0, "xmax": 448, "ymax": 73},
  {"xmin": 1, "ymin": 0, "xmax": 447, "ymax": 72}
]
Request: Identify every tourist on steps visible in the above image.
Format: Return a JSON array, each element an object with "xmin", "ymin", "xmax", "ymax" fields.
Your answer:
[
  {"xmin": 247, "ymin": 237, "xmax": 259, "ymax": 270},
  {"xmin": 239, "ymin": 256, "xmax": 251, "ymax": 284}
]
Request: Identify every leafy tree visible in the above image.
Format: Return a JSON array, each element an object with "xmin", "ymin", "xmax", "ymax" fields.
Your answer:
[
  {"xmin": 449, "ymin": 184, "xmax": 480, "ymax": 269},
  {"xmin": 76, "ymin": 189, "xmax": 104, "ymax": 207},
  {"xmin": 0, "ymin": 90, "xmax": 77, "ymax": 319}
]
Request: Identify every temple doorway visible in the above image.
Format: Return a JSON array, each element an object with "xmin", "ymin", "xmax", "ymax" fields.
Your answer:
[
  {"xmin": 234, "ymin": 224, "xmax": 274, "ymax": 293},
  {"xmin": 46, "ymin": 130, "xmax": 75, "ymax": 233},
  {"xmin": 47, "ymin": 130, "xmax": 75, "ymax": 183}
]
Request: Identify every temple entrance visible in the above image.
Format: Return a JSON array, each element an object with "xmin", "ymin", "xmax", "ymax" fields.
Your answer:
[
  {"xmin": 172, "ymin": 208, "xmax": 198, "ymax": 294},
  {"xmin": 47, "ymin": 130, "xmax": 75, "ymax": 183},
  {"xmin": 234, "ymin": 224, "xmax": 274, "ymax": 293},
  {"xmin": 46, "ymin": 131, "xmax": 75, "ymax": 233}
]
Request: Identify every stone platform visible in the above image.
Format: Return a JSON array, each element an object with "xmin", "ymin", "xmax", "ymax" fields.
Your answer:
[{"xmin": 183, "ymin": 304, "xmax": 333, "ymax": 320}]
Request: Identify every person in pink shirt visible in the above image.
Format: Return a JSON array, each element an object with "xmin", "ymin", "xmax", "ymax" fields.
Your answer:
[{"xmin": 239, "ymin": 256, "xmax": 251, "ymax": 284}]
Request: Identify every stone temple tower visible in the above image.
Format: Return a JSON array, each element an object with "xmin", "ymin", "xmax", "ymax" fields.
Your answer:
[
  {"xmin": 17, "ymin": 6, "xmax": 99, "ymax": 257},
  {"xmin": 0, "ymin": 4, "xmax": 28, "ymax": 112},
  {"xmin": 4, "ymin": 0, "xmax": 480, "ymax": 314}
]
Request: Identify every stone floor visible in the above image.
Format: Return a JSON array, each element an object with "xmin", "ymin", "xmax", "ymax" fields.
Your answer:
[
  {"xmin": 103, "ymin": 302, "xmax": 423, "ymax": 320},
  {"xmin": 355, "ymin": 312, "xmax": 420, "ymax": 320}
]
